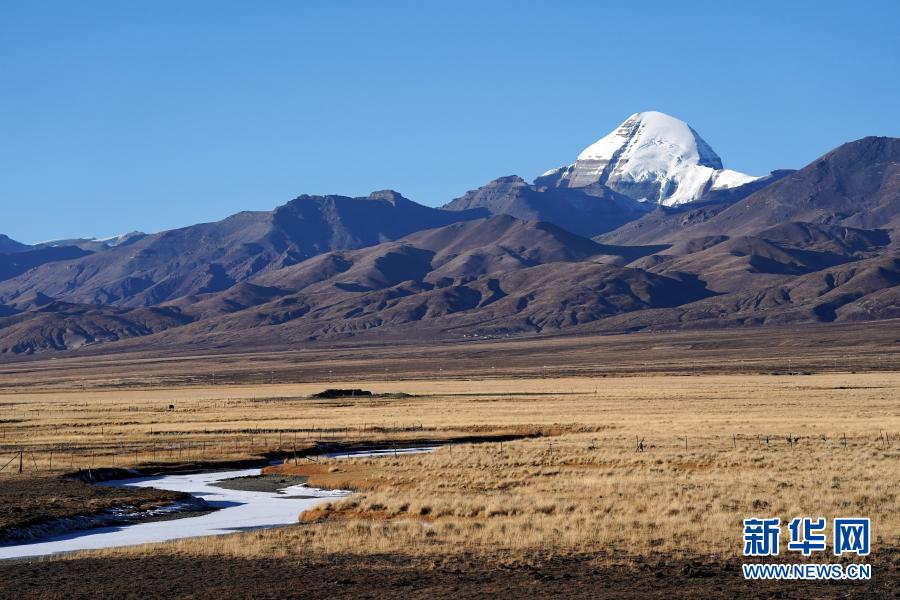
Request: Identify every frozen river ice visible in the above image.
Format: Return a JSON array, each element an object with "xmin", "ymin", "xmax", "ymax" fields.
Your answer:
[{"xmin": 0, "ymin": 446, "xmax": 437, "ymax": 560}]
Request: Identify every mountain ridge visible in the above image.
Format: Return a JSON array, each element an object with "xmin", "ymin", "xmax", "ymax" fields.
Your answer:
[
  {"xmin": 0, "ymin": 192, "xmax": 486, "ymax": 309},
  {"xmin": 0, "ymin": 129, "xmax": 898, "ymax": 355}
]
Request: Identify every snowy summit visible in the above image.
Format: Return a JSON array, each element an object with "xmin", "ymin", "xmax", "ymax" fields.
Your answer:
[{"xmin": 536, "ymin": 111, "xmax": 758, "ymax": 206}]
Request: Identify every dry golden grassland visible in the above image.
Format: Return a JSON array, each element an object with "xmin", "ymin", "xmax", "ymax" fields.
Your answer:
[{"xmin": 3, "ymin": 372, "xmax": 895, "ymax": 565}]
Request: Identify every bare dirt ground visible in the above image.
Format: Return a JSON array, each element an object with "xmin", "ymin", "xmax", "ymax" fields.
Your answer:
[
  {"xmin": 0, "ymin": 478, "xmax": 185, "ymax": 543},
  {"xmin": 3, "ymin": 551, "xmax": 896, "ymax": 599},
  {"xmin": 0, "ymin": 324, "xmax": 898, "ymax": 598}
]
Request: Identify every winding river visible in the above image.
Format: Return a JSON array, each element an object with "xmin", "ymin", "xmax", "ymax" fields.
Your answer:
[{"xmin": 0, "ymin": 446, "xmax": 437, "ymax": 560}]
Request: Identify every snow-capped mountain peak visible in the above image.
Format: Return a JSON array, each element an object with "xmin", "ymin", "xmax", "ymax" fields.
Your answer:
[
  {"xmin": 576, "ymin": 110, "xmax": 723, "ymax": 169},
  {"xmin": 536, "ymin": 111, "xmax": 758, "ymax": 205}
]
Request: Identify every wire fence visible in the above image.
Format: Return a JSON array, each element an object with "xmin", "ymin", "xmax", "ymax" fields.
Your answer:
[{"xmin": 0, "ymin": 427, "xmax": 893, "ymax": 476}]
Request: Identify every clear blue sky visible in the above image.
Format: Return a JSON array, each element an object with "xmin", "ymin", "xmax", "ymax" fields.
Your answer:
[{"xmin": 2, "ymin": 1, "xmax": 898, "ymax": 243}]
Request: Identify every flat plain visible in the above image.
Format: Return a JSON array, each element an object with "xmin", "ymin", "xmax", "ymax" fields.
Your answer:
[{"xmin": 0, "ymin": 324, "xmax": 898, "ymax": 598}]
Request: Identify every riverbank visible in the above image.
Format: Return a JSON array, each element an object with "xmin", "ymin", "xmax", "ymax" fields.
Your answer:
[
  {"xmin": 0, "ymin": 477, "xmax": 192, "ymax": 545},
  {"xmin": 0, "ymin": 444, "xmax": 440, "ymax": 559},
  {"xmin": 0, "ymin": 437, "xmax": 510, "ymax": 556},
  {"xmin": 0, "ymin": 466, "xmax": 350, "ymax": 560}
]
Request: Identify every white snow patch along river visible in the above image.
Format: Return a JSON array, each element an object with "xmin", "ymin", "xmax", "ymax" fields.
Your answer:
[{"xmin": 0, "ymin": 446, "xmax": 436, "ymax": 560}]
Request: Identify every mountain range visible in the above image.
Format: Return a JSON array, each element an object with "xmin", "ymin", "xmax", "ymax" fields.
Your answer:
[{"xmin": 1, "ymin": 112, "xmax": 897, "ymax": 355}]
